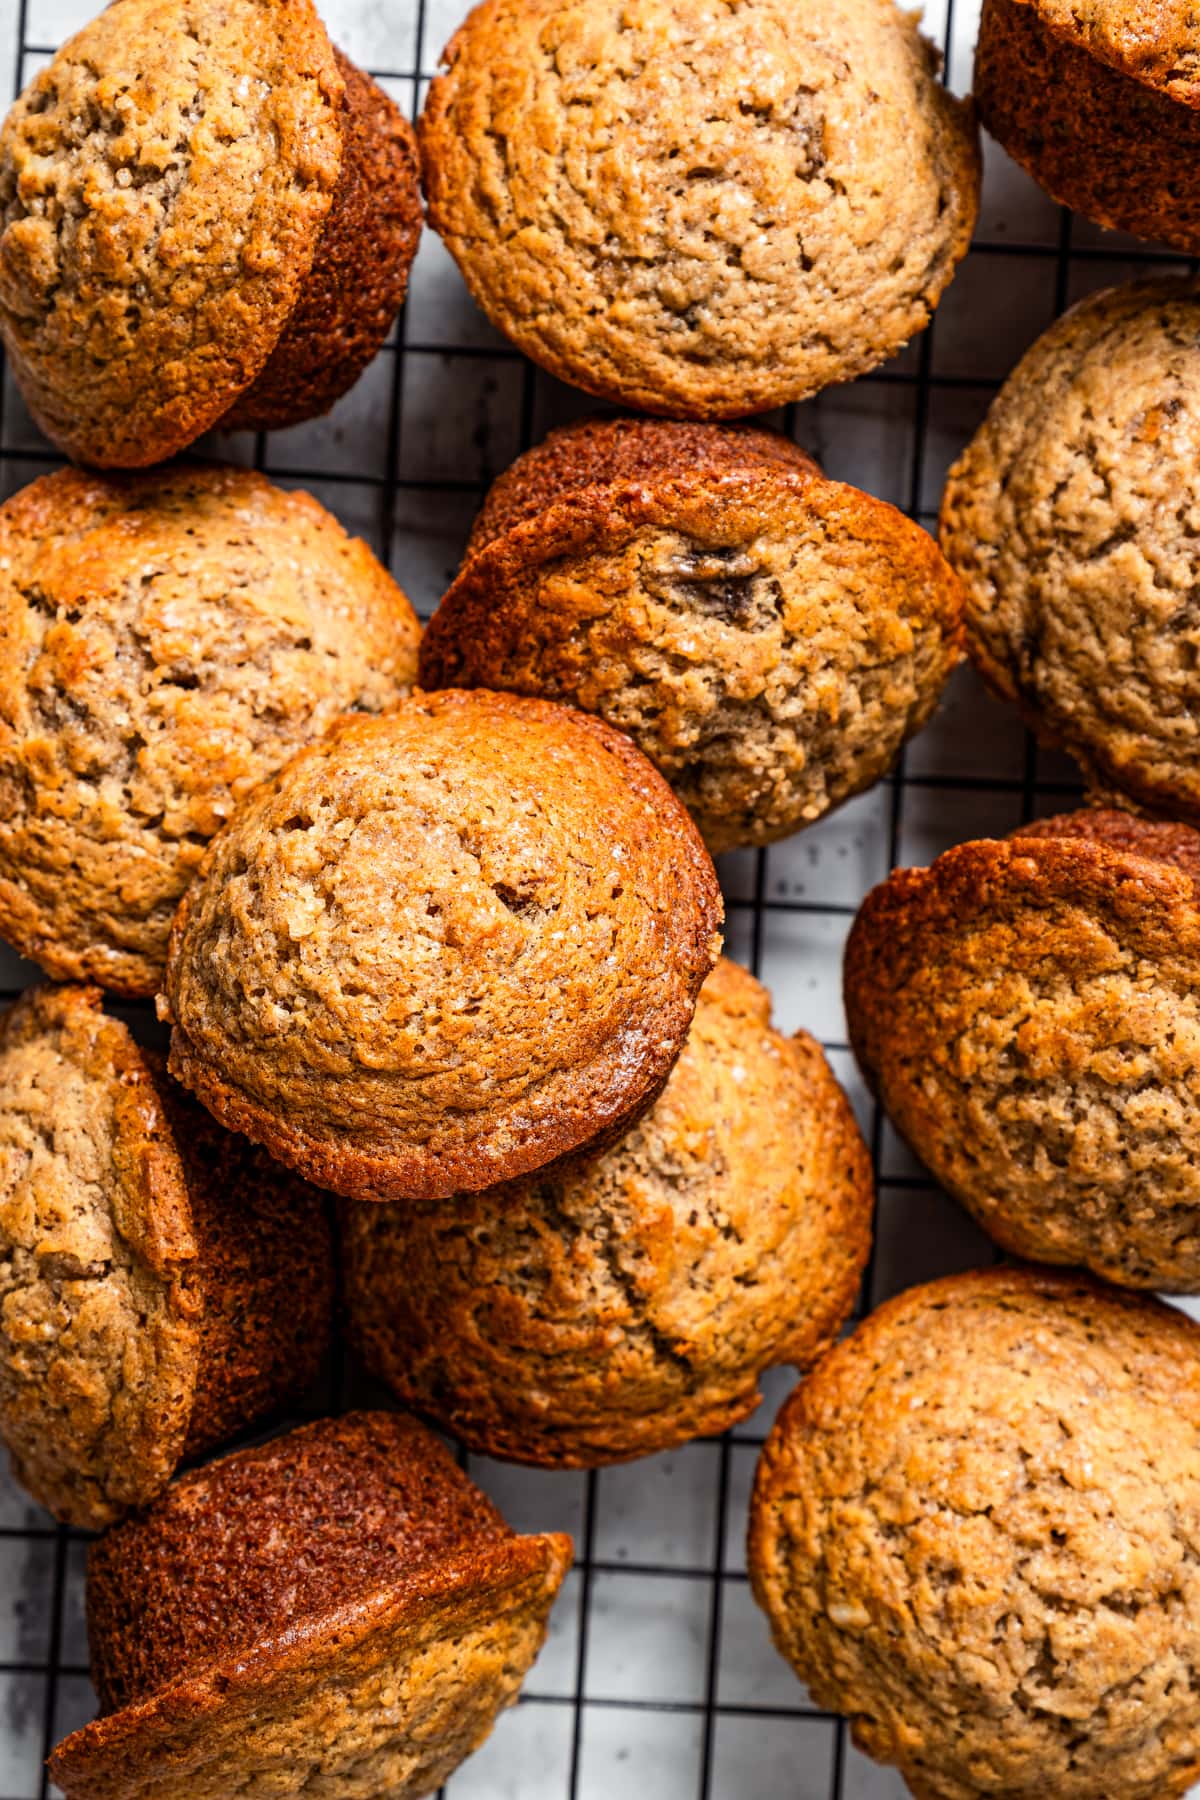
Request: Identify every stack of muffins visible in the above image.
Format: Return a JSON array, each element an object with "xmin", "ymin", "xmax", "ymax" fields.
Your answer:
[{"xmin": 0, "ymin": 0, "xmax": 1198, "ymax": 1795}]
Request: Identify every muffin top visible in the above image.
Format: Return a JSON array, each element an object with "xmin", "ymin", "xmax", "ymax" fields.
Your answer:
[
  {"xmin": 421, "ymin": 417, "xmax": 964, "ymax": 852},
  {"xmin": 844, "ymin": 812, "xmax": 1200, "ymax": 1290},
  {"xmin": 0, "ymin": 463, "xmax": 419, "ymax": 997},
  {"xmin": 940, "ymin": 279, "xmax": 1200, "ymax": 822},
  {"xmin": 0, "ymin": 0, "xmax": 343, "ymax": 465},
  {"xmin": 0, "ymin": 984, "xmax": 200, "ymax": 1528},
  {"xmin": 420, "ymin": 0, "xmax": 979, "ymax": 417},
  {"xmin": 749, "ymin": 1266, "xmax": 1200, "ymax": 1800},
  {"xmin": 163, "ymin": 689, "xmax": 723, "ymax": 1202},
  {"xmin": 1007, "ymin": 0, "xmax": 1200, "ymax": 100},
  {"xmin": 342, "ymin": 957, "xmax": 873, "ymax": 1465}
]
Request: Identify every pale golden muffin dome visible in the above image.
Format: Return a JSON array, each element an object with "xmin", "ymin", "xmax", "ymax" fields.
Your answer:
[
  {"xmin": 0, "ymin": 983, "xmax": 332, "ymax": 1530},
  {"xmin": 50, "ymin": 1413, "xmax": 572, "ymax": 1800},
  {"xmin": 162, "ymin": 689, "xmax": 724, "ymax": 1203},
  {"xmin": 941, "ymin": 280, "xmax": 1200, "ymax": 821},
  {"xmin": 419, "ymin": 0, "xmax": 979, "ymax": 418},
  {"xmin": 749, "ymin": 1266, "xmax": 1200, "ymax": 1800},
  {"xmin": 844, "ymin": 809, "xmax": 1200, "ymax": 1291},
  {"xmin": 420, "ymin": 416, "xmax": 965, "ymax": 852},
  {"xmin": 0, "ymin": 0, "xmax": 422, "ymax": 465},
  {"xmin": 975, "ymin": 0, "xmax": 1200, "ymax": 251},
  {"xmin": 0, "ymin": 463, "xmax": 420, "ymax": 998},
  {"xmin": 341, "ymin": 958, "xmax": 874, "ymax": 1466}
]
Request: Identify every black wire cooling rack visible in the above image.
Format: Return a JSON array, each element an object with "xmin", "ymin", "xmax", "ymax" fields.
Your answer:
[{"xmin": 0, "ymin": 0, "xmax": 1193, "ymax": 1793}]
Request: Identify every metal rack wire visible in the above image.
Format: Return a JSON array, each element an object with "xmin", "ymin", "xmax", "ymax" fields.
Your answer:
[{"xmin": 0, "ymin": 0, "xmax": 1192, "ymax": 1793}]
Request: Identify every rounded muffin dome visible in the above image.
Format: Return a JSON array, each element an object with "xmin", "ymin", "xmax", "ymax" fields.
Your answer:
[
  {"xmin": 341, "ymin": 958, "xmax": 874, "ymax": 1465},
  {"xmin": 162, "ymin": 689, "xmax": 723, "ymax": 1203},
  {"xmin": 419, "ymin": 0, "xmax": 979, "ymax": 417},
  {"xmin": 749, "ymin": 1266, "xmax": 1200, "ymax": 1800},
  {"xmin": 941, "ymin": 280, "xmax": 1200, "ymax": 821}
]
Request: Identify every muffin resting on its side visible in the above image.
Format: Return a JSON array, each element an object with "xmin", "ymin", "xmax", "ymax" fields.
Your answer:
[
  {"xmin": 844, "ymin": 810, "xmax": 1200, "ymax": 1291},
  {"xmin": 940, "ymin": 280, "xmax": 1200, "ymax": 822},
  {"xmin": 0, "ymin": 463, "xmax": 419, "ymax": 997},
  {"xmin": 0, "ymin": 984, "xmax": 332, "ymax": 1529},
  {"xmin": 0, "ymin": 0, "xmax": 422, "ymax": 465},
  {"xmin": 341, "ymin": 958, "xmax": 873, "ymax": 1466},
  {"xmin": 749, "ymin": 1267, "xmax": 1200, "ymax": 1800},
  {"xmin": 420, "ymin": 418, "xmax": 965, "ymax": 851},
  {"xmin": 50, "ymin": 1413, "xmax": 572, "ymax": 1800},
  {"xmin": 419, "ymin": 0, "xmax": 979, "ymax": 418},
  {"xmin": 975, "ymin": 0, "xmax": 1200, "ymax": 252},
  {"xmin": 162, "ymin": 689, "xmax": 723, "ymax": 1203}
]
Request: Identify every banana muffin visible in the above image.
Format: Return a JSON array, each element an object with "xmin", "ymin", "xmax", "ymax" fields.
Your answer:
[
  {"xmin": 0, "ymin": 983, "xmax": 332, "ymax": 1530},
  {"xmin": 50, "ymin": 1412, "xmax": 572, "ymax": 1800},
  {"xmin": 0, "ymin": 463, "xmax": 419, "ymax": 996},
  {"xmin": 420, "ymin": 417, "xmax": 965, "ymax": 851},
  {"xmin": 0, "ymin": 0, "xmax": 422, "ymax": 466},
  {"xmin": 975, "ymin": 0, "xmax": 1200, "ymax": 251},
  {"xmin": 162, "ymin": 689, "xmax": 723, "ymax": 1203},
  {"xmin": 341, "ymin": 957, "xmax": 873, "ymax": 1466},
  {"xmin": 419, "ymin": 0, "xmax": 979, "ymax": 418},
  {"xmin": 941, "ymin": 280, "xmax": 1200, "ymax": 822},
  {"xmin": 844, "ymin": 809, "xmax": 1200, "ymax": 1290},
  {"xmin": 749, "ymin": 1266, "xmax": 1200, "ymax": 1800}
]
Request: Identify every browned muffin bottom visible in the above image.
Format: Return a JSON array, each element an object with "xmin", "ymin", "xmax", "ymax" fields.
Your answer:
[
  {"xmin": 421, "ymin": 418, "xmax": 965, "ymax": 852},
  {"xmin": 844, "ymin": 811, "xmax": 1200, "ymax": 1290},
  {"xmin": 976, "ymin": 0, "xmax": 1200, "ymax": 252},
  {"xmin": 0, "ymin": 463, "xmax": 419, "ymax": 997},
  {"xmin": 341, "ymin": 958, "xmax": 873, "ymax": 1465},
  {"xmin": 0, "ymin": 984, "xmax": 332, "ymax": 1530},
  {"xmin": 162, "ymin": 689, "xmax": 723, "ymax": 1203},
  {"xmin": 50, "ymin": 1413, "xmax": 573, "ymax": 1800},
  {"xmin": 749, "ymin": 1267, "xmax": 1200, "ymax": 1800}
]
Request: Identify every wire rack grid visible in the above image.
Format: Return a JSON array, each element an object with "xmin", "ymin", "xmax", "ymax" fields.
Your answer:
[{"xmin": 0, "ymin": 0, "xmax": 1194, "ymax": 1795}]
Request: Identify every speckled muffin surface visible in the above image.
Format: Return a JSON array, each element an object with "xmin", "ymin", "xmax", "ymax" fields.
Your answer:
[
  {"xmin": 844, "ymin": 812, "xmax": 1200, "ymax": 1290},
  {"xmin": 941, "ymin": 280, "xmax": 1200, "ymax": 821},
  {"xmin": 749, "ymin": 1266, "xmax": 1200, "ymax": 1800},
  {"xmin": 0, "ymin": 0, "xmax": 344, "ymax": 465},
  {"xmin": 421, "ymin": 418, "xmax": 965, "ymax": 852},
  {"xmin": 163, "ymin": 688, "xmax": 723, "ymax": 1203},
  {"xmin": 342, "ymin": 957, "xmax": 873, "ymax": 1466},
  {"xmin": 419, "ymin": 0, "xmax": 979, "ymax": 418},
  {"xmin": 50, "ymin": 1412, "xmax": 573, "ymax": 1800},
  {"xmin": 0, "ymin": 463, "xmax": 419, "ymax": 997}
]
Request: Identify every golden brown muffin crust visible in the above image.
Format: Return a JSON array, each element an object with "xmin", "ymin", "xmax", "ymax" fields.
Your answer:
[
  {"xmin": 1013, "ymin": 806, "xmax": 1200, "ymax": 883},
  {"xmin": 163, "ymin": 689, "xmax": 723, "ymax": 1203},
  {"xmin": 748, "ymin": 1267, "xmax": 1200, "ymax": 1800},
  {"xmin": 845, "ymin": 821, "xmax": 1200, "ymax": 1289},
  {"xmin": 0, "ymin": 0, "xmax": 344, "ymax": 465},
  {"xmin": 419, "ymin": 0, "xmax": 979, "ymax": 417},
  {"xmin": 1001, "ymin": 0, "xmax": 1200, "ymax": 99},
  {"xmin": 421, "ymin": 417, "xmax": 964, "ymax": 852},
  {"xmin": 0, "ymin": 463, "xmax": 419, "ymax": 997},
  {"xmin": 341, "ymin": 957, "xmax": 873, "ymax": 1465}
]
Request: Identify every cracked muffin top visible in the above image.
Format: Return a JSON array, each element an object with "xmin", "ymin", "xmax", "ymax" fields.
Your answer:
[
  {"xmin": 0, "ymin": 463, "xmax": 419, "ymax": 998},
  {"xmin": 341, "ymin": 956, "xmax": 873, "ymax": 1465},
  {"xmin": 749, "ymin": 1266, "xmax": 1200, "ymax": 1800},
  {"xmin": 162, "ymin": 689, "xmax": 723, "ymax": 1203},
  {"xmin": 940, "ymin": 279, "xmax": 1200, "ymax": 821},
  {"xmin": 1002, "ymin": 0, "xmax": 1200, "ymax": 99},
  {"xmin": 844, "ymin": 810, "xmax": 1200, "ymax": 1291},
  {"xmin": 419, "ymin": 0, "xmax": 980, "ymax": 417},
  {"xmin": 0, "ymin": 0, "xmax": 343, "ymax": 466},
  {"xmin": 420, "ymin": 416, "xmax": 965, "ymax": 852}
]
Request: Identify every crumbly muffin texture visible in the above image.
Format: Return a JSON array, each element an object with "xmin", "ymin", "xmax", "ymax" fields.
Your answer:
[
  {"xmin": 342, "ymin": 957, "xmax": 873, "ymax": 1465},
  {"xmin": 0, "ymin": 0, "xmax": 343, "ymax": 465},
  {"xmin": 749, "ymin": 1267, "xmax": 1200, "ymax": 1800},
  {"xmin": 420, "ymin": 0, "xmax": 979, "ymax": 416},
  {"xmin": 421, "ymin": 418, "xmax": 964, "ymax": 852},
  {"xmin": 844, "ymin": 815, "xmax": 1200, "ymax": 1290},
  {"xmin": 0, "ymin": 463, "xmax": 419, "ymax": 997},
  {"xmin": 163, "ymin": 689, "xmax": 723, "ymax": 1202},
  {"xmin": 941, "ymin": 280, "xmax": 1200, "ymax": 821},
  {"xmin": 1016, "ymin": 0, "xmax": 1200, "ymax": 97}
]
